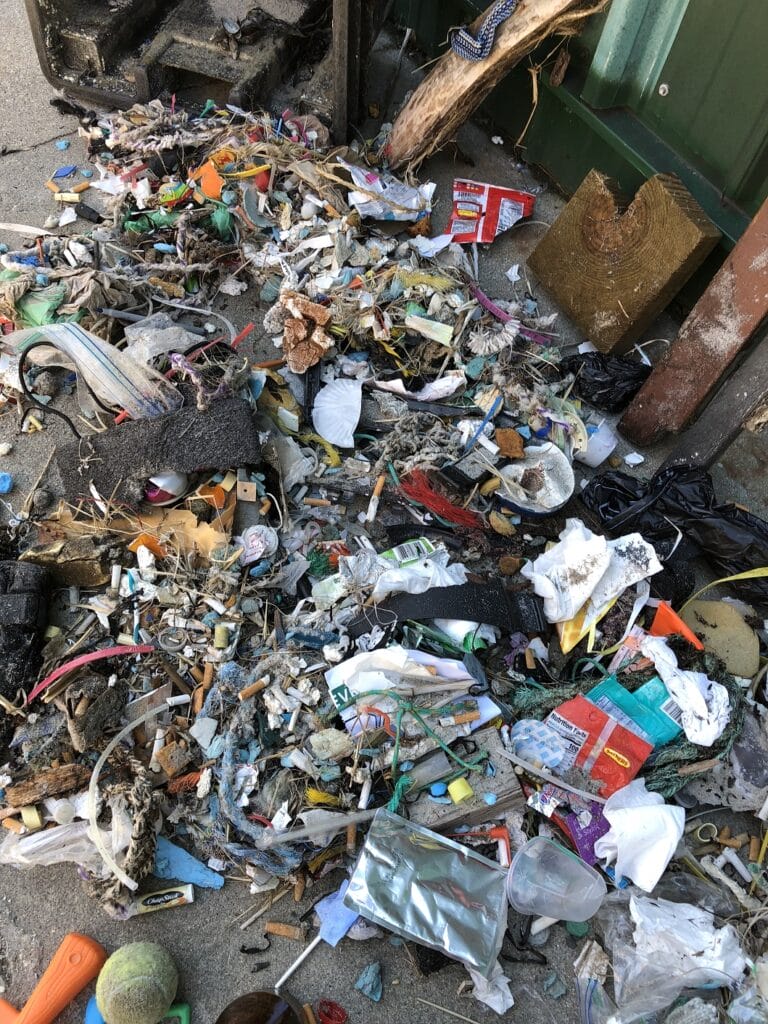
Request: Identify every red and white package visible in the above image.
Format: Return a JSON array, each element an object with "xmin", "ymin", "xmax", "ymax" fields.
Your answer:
[
  {"xmin": 449, "ymin": 178, "xmax": 536, "ymax": 244},
  {"xmin": 545, "ymin": 695, "xmax": 652, "ymax": 797}
]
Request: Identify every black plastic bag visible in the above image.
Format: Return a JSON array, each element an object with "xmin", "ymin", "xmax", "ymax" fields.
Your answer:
[
  {"xmin": 562, "ymin": 352, "xmax": 651, "ymax": 412},
  {"xmin": 582, "ymin": 465, "xmax": 768, "ymax": 606}
]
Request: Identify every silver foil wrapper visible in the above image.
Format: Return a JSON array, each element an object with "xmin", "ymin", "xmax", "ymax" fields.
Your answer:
[{"xmin": 344, "ymin": 809, "xmax": 507, "ymax": 976}]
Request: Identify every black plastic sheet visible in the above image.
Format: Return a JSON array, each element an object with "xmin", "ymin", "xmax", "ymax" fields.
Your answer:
[
  {"xmin": 562, "ymin": 352, "xmax": 651, "ymax": 412},
  {"xmin": 582, "ymin": 465, "xmax": 768, "ymax": 606}
]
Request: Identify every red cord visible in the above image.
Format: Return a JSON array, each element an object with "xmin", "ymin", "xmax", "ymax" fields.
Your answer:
[{"xmin": 400, "ymin": 469, "xmax": 483, "ymax": 529}]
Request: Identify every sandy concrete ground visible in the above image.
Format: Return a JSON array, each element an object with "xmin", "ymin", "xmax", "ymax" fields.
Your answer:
[{"xmin": 0, "ymin": 6, "xmax": 763, "ymax": 1024}]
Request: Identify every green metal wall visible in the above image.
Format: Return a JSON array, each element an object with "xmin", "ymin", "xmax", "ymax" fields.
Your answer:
[{"xmin": 394, "ymin": 0, "xmax": 768, "ymax": 246}]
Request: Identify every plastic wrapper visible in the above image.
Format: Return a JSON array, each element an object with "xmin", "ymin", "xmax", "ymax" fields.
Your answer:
[
  {"xmin": 341, "ymin": 160, "xmax": 435, "ymax": 223},
  {"xmin": 344, "ymin": 810, "xmax": 507, "ymax": 976},
  {"xmin": 546, "ymin": 695, "xmax": 653, "ymax": 797},
  {"xmin": 1, "ymin": 323, "xmax": 182, "ymax": 420},
  {"xmin": 598, "ymin": 894, "xmax": 747, "ymax": 1021},
  {"xmin": 581, "ymin": 466, "xmax": 768, "ymax": 605},
  {"xmin": 562, "ymin": 353, "xmax": 651, "ymax": 413}
]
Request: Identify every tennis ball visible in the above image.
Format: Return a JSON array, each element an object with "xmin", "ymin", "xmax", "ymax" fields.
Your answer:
[{"xmin": 96, "ymin": 942, "xmax": 178, "ymax": 1024}]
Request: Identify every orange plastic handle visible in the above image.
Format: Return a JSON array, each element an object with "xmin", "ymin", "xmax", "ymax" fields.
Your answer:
[{"xmin": 0, "ymin": 934, "xmax": 107, "ymax": 1024}]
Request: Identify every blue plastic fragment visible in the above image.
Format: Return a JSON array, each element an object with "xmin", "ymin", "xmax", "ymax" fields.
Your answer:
[
  {"xmin": 0, "ymin": 474, "xmax": 13, "ymax": 495},
  {"xmin": 355, "ymin": 962, "xmax": 383, "ymax": 1002},
  {"xmin": 249, "ymin": 559, "xmax": 271, "ymax": 579},
  {"xmin": 430, "ymin": 782, "xmax": 447, "ymax": 797},
  {"xmin": 316, "ymin": 881, "xmax": 359, "ymax": 946},
  {"xmin": 55, "ymin": 139, "xmax": 71, "ymax": 151},
  {"xmin": 35, "ymin": 274, "xmax": 49, "ymax": 287},
  {"xmin": 85, "ymin": 995, "xmax": 105, "ymax": 1024},
  {"xmin": 80, "ymin": 168, "xmax": 94, "ymax": 178},
  {"xmin": 53, "ymin": 164, "xmax": 77, "ymax": 179},
  {"xmin": 153, "ymin": 243, "xmax": 177, "ymax": 254},
  {"xmin": 153, "ymin": 836, "xmax": 225, "ymax": 889},
  {"xmin": 483, "ymin": 793, "xmax": 498, "ymax": 805}
]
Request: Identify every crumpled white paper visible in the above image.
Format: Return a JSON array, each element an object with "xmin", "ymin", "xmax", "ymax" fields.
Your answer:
[
  {"xmin": 594, "ymin": 779, "xmax": 685, "ymax": 892},
  {"xmin": 640, "ymin": 635, "xmax": 730, "ymax": 746},
  {"xmin": 521, "ymin": 519, "xmax": 662, "ymax": 624},
  {"xmin": 468, "ymin": 961, "xmax": 514, "ymax": 1014}
]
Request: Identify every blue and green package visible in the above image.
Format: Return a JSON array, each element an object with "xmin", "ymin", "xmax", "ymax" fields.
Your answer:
[{"xmin": 587, "ymin": 675, "xmax": 682, "ymax": 748}]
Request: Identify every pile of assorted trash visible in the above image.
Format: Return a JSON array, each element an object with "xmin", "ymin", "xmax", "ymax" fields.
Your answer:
[{"xmin": 2, "ymin": 99, "xmax": 768, "ymax": 1023}]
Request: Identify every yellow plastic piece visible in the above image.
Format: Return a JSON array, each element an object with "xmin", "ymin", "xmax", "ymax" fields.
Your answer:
[{"xmin": 447, "ymin": 777, "xmax": 474, "ymax": 804}]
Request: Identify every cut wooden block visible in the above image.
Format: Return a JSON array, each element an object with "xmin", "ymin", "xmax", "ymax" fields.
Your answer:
[
  {"xmin": 385, "ymin": 0, "xmax": 595, "ymax": 169},
  {"xmin": 621, "ymin": 194, "xmax": 768, "ymax": 445},
  {"xmin": 527, "ymin": 170, "xmax": 721, "ymax": 354}
]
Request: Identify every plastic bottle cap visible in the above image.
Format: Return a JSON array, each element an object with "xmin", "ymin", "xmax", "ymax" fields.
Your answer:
[{"xmin": 447, "ymin": 777, "xmax": 474, "ymax": 804}]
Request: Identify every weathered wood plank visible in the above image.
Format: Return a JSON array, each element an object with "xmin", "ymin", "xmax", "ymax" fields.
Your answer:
[{"xmin": 620, "ymin": 195, "xmax": 768, "ymax": 445}]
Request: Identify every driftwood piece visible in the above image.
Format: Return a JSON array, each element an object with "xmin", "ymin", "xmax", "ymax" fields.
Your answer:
[
  {"xmin": 385, "ymin": 0, "xmax": 603, "ymax": 169},
  {"xmin": 5, "ymin": 763, "xmax": 90, "ymax": 807},
  {"xmin": 528, "ymin": 170, "xmax": 720, "ymax": 354}
]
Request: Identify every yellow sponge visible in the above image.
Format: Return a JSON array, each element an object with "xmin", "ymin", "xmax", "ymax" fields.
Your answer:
[{"xmin": 96, "ymin": 942, "xmax": 178, "ymax": 1024}]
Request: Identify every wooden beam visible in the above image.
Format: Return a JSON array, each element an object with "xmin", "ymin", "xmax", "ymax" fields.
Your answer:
[
  {"xmin": 385, "ymin": 0, "xmax": 600, "ymax": 170},
  {"xmin": 528, "ymin": 170, "xmax": 720, "ymax": 354},
  {"xmin": 620, "ymin": 194, "xmax": 768, "ymax": 446},
  {"xmin": 661, "ymin": 328, "xmax": 768, "ymax": 470},
  {"xmin": 332, "ymin": 0, "xmax": 350, "ymax": 143}
]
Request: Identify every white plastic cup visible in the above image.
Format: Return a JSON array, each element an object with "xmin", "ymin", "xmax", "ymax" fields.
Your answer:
[
  {"xmin": 575, "ymin": 421, "xmax": 618, "ymax": 468},
  {"xmin": 506, "ymin": 836, "xmax": 606, "ymax": 921}
]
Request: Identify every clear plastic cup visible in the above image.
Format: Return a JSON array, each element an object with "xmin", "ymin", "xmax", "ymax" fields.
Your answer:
[{"xmin": 506, "ymin": 837, "xmax": 606, "ymax": 921}]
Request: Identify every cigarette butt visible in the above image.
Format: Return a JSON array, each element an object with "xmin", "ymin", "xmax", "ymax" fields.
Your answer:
[
  {"xmin": 718, "ymin": 826, "xmax": 731, "ymax": 843},
  {"xmin": 750, "ymin": 836, "xmax": 760, "ymax": 862},
  {"xmin": 372, "ymin": 474, "xmax": 386, "ymax": 499},
  {"xmin": 259, "ymin": 498, "xmax": 272, "ymax": 515},
  {"xmin": 0, "ymin": 807, "xmax": 21, "ymax": 821},
  {"xmin": 45, "ymin": 180, "xmax": 61, "ymax": 194},
  {"xmin": 303, "ymin": 1005, "xmax": 317, "ymax": 1024},
  {"xmin": 264, "ymin": 921, "xmax": 307, "ymax": 941},
  {"xmin": 721, "ymin": 832, "xmax": 749, "ymax": 850},
  {"xmin": 2, "ymin": 818, "xmax": 25, "ymax": 835},
  {"xmin": 190, "ymin": 666, "xmax": 204, "ymax": 685},
  {"xmin": 203, "ymin": 662, "xmax": 215, "ymax": 690},
  {"xmin": 452, "ymin": 710, "xmax": 481, "ymax": 726},
  {"xmin": 71, "ymin": 180, "xmax": 91, "ymax": 193},
  {"xmin": 74, "ymin": 695, "xmax": 91, "ymax": 717},
  {"xmin": 192, "ymin": 686, "xmax": 205, "ymax": 715},
  {"xmin": 346, "ymin": 823, "xmax": 356, "ymax": 856},
  {"xmin": 20, "ymin": 805, "xmax": 43, "ymax": 832},
  {"xmin": 304, "ymin": 498, "xmax": 331, "ymax": 508},
  {"xmin": 238, "ymin": 678, "xmax": 268, "ymax": 701},
  {"xmin": 524, "ymin": 648, "xmax": 536, "ymax": 670},
  {"xmin": 293, "ymin": 873, "xmax": 306, "ymax": 903},
  {"xmin": 54, "ymin": 192, "xmax": 81, "ymax": 203}
]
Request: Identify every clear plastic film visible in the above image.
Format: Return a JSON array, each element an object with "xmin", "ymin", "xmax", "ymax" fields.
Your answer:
[{"xmin": 3, "ymin": 323, "xmax": 182, "ymax": 419}]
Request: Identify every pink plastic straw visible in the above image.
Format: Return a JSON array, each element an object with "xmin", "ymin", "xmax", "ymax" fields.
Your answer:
[{"xmin": 26, "ymin": 644, "xmax": 154, "ymax": 704}]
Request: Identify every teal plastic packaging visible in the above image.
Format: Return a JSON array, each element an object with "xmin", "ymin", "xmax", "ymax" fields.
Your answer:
[{"xmin": 587, "ymin": 674, "xmax": 682, "ymax": 748}]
